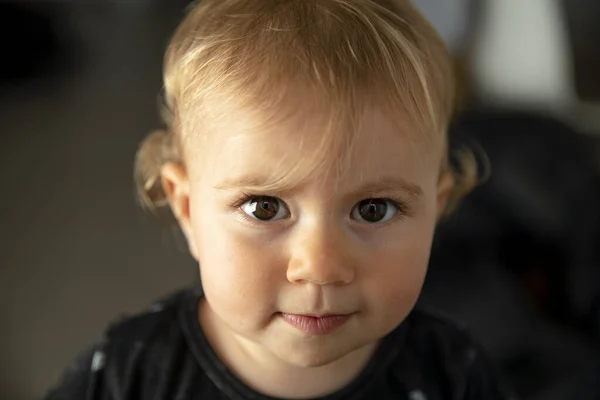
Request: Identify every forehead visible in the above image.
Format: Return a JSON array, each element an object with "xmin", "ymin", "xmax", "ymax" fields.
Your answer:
[{"xmin": 187, "ymin": 106, "xmax": 442, "ymax": 192}]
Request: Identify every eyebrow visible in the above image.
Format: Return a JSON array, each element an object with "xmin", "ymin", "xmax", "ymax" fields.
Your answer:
[
  {"xmin": 213, "ymin": 175, "xmax": 296, "ymax": 193},
  {"xmin": 215, "ymin": 175, "xmax": 423, "ymax": 198},
  {"xmin": 349, "ymin": 178, "xmax": 423, "ymax": 199}
]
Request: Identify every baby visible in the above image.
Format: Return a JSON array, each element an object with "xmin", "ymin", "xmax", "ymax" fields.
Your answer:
[{"xmin": 46, "ymin": 0, "xmax": 513, "ymax": 399}]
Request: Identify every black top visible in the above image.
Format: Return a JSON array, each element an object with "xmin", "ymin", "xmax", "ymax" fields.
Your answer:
[{"xmin": 45, "ymin": 286, "xmax": 515, "ymax": 400}]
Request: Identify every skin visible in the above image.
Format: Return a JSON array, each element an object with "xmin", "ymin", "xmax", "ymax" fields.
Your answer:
[{"xmin": 161, "ymin": 107, "xmax": 453, "ymax": 398}]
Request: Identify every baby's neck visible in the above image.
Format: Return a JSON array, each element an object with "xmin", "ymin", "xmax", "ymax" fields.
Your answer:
[{"xmin": 198, "ymin": 299, "xmax": 378, "ymax": 399}]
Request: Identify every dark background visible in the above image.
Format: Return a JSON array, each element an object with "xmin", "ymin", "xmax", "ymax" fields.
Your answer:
[{"xmin": 1, "ymin": 1, "xmax": 599, "ymax": 399}]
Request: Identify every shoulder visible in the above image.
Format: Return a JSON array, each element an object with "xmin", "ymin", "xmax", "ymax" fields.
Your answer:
[
  {"xmin": 405, "ymin": 308, "xmax": 478, "ymax": 362},
  {"xmin": 101, "ymin": 287, "xmax": 199, "ymax": 387},
  {"xmin": 45, "ymin": 287, "xmax": 201, "ymax": 400},
  {"xmin": 392, "ymin": 308, "xmax": 517, "ymax": 400},
  {"xmin": 105, "ymin": 287, "xmax": 192, "ymax": 344}
]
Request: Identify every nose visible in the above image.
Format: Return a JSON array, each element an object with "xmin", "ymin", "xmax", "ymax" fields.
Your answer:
[{"xmin": 286, "ymin": 222, "xmax": 356, "ymax": 286}]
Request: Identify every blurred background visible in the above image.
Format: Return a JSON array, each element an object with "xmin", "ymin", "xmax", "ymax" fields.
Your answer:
[{"xmin": 0, "ymin": 1, "xmax": 599, "ymax": 399}]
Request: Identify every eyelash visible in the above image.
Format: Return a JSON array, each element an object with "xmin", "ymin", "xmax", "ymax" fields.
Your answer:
[
  {"xmin": 230, "ymin": 192, "xmax": 412, "ymax": 227},
  {"xmin": 230, "ymin": 192, "xmax": 279, "ymax": 209}
]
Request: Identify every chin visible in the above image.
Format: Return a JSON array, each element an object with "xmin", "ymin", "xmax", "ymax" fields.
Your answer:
[
  {"xmin": 281, "ymin": 350, "xmax": 343, "ymax": 368},
  {"xmin": 272, "ymin": 338, "xmax": 362, "ymax": 368}
]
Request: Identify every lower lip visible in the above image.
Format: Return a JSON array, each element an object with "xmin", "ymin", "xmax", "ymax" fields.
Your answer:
[{"xmin": 280, "ymin": 313, "xmax": 350, "ymax": 335}]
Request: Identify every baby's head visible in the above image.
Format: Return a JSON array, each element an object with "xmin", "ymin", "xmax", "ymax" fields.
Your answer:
[{"xmin": 135, "ymin": 0, "xmax": 475, "ymax": 371}]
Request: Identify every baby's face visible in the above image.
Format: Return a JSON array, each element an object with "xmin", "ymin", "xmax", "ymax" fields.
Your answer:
[{"xmin": 175, "ymin": 108, "xmax": 447, "ymax": 367}]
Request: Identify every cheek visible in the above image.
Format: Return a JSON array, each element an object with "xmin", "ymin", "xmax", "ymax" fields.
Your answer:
[
  {"xmin": 191, "ymin": 211, "xmax": 282, "ymax": 327},
  {"xmin": 364, "ymin": 209, "xmax": 436, "ymax": 322}
]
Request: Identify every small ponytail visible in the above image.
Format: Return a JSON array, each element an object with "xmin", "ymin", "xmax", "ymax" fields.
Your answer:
[
  {"xmin": 442, "ymin": 145, "xmax": 489, "ymax": 217},
  {"xmin": 134, "ymin": 129, "xmax": 180, "ymax": 220}
]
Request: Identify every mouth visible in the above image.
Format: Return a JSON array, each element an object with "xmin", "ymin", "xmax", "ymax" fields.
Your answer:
[{"xmin": 279, "ymin": 312, "xmax": 351, "ymax": 335}]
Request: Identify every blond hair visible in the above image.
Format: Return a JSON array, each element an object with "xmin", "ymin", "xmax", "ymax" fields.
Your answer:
[{"xmin": 135, "ymin": 0, "xmax": 478, "ymax": 220}]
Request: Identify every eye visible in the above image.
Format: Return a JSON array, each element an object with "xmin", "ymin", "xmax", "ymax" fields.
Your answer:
[
  {"xmin": 240, "ymin": 196, "xmax": 289, "ymax": 221},
  {"xmin": 351, "ymin": 199, "xmax": 398, "ymax": 223}
]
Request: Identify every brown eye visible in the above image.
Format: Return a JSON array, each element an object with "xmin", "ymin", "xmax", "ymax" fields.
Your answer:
[
  {"xmin": 240, "ymin": 196, "xmax": 288, "ymax": 221},
  {"xmin": 351, "ymin": 199, "xmax": 398, "ymax": 223}
]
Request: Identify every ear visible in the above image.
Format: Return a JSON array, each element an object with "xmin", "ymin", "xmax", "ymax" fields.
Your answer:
[
  {"xmin": 161, "ymin": 162, "xmax": 199, "ymax": 260},
  {"xmin": 436, "ymin": 171, "xmax": 454, "ymax": 220}
]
